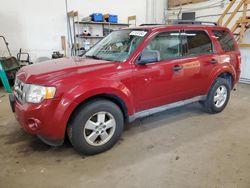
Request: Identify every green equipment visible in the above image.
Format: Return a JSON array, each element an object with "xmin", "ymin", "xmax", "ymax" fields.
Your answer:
[
  {"xmin": 0, "ymin": 35, "xmax": 23, "ymax": 92},
  {"xmin": 0, "ymin": 35, "xmax": 33, "ymax": 92},
  {"xmin": 0, "ymin": 35, "xmax": 21, "ymax": 81},
  {"xmin": 0, "ymin": 63, "xmax": 12, "ymax": 93}
]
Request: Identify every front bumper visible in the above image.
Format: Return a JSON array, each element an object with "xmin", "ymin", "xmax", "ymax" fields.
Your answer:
[{"xmin": 9, "ymin": 94, "xmax": 64, "ymax": 146}]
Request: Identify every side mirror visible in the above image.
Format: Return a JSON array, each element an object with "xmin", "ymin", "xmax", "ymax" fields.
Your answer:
[{"xmin": 137, "ymin": 50, "xmax": 159, "ymax": 65}]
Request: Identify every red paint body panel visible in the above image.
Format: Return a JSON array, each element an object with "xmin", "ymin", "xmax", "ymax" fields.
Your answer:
[{"xmin": 12, "ymin": 25, "xmax": 241, "ymax": 144}]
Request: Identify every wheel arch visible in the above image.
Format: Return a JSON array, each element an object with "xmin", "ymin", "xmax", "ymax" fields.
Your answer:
[
  {"xmin": 67, "ymin": 93, "xmax": 129, "ymax": 126},
  {"xmin": 207, "ymin": 66, "xmax": 236, "ymax": 93},
  {"xmin": 217, "ymin": 72, "xmax": 234, "ymax": 89}
]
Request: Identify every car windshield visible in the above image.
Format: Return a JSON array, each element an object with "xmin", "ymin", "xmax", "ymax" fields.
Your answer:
[{"xmin": 85, "ymin": 29, "xmax": 148, "ymax": 62}]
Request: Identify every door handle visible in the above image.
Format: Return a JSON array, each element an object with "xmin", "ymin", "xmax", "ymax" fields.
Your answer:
[
  {"xmin": 211, "ymin": 58, "xmax": 218, "ymax": 64},
  {"xmin": 172, "ymin": 65, "xmax": 183, "ymax": 71}
]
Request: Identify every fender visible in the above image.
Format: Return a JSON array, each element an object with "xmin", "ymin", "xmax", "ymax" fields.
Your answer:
[
  {"xmin": 51, "ymin": 78, "xmax": 135, "ymax": 138},
  {"xmin": 207, "ymin": 62, "xmax": 236, "ymax": 92}
]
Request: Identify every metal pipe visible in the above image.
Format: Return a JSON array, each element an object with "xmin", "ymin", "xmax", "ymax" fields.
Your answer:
[
  {"xmin": 163, "ymin": 0, "xmax": 168, "ymax": 24},
  {"xmin": 0, "ymin": 36, "xmax": 11, "ymax": 57},
  {"xmin": 153, "ymin": 0, "xmax": 156, "ymax": 23},
  {"xmin": 195, "ymin": 9, "xmax": 250, "ymax": 19},
  {"xmin": 146, "ymin": 0, "xmax": 149, "ymax": 23},
  {"xmin": 65, "ymin": 0, "xmax": 72, "ymax": 57}
]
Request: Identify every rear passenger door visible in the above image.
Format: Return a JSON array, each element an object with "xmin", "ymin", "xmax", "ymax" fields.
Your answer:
[{"xmin": 181, "ymin": 29, "xmax": 218, "ymax": 95}]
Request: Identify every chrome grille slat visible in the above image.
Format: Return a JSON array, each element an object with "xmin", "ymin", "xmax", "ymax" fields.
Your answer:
[{"xmin": 14, "ymin": 79, "xmax": 26, "ymax": 102}]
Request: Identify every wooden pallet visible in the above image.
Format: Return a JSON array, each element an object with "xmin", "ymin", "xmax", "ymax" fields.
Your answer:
[{"xmin": 217, "ymin": 0, "xmax": 250, "ymax": 47}]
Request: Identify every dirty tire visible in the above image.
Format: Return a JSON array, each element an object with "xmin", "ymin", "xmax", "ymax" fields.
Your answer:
[
  {"xmin": 68, "ymin": 100, "xmax": 124, "ymax": 155},
  {"xmin": 201, "ymin": 77, "xmax": 231, "ymax": 114}
]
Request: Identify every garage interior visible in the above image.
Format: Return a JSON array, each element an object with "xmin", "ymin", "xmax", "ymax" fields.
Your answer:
[{"xmin": 1, "ymin": 0, "xmax": 250, "ymax": 187}]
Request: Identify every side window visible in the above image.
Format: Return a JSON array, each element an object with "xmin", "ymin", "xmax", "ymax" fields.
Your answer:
[
  {"xmin": 185, "ymin": 30, "xmax": 213, "ymax": 56},
  {"xmin": 144, "ymin": 31, "xmax": 181, "ymax": 61},
  {"xmin": 212, "ymin": 30, "xmax": 235, "ymax": 52}
]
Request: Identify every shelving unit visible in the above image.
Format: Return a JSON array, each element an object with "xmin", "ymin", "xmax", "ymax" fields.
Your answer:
[
  {"xmin": 76, "ymin": 35, "xmax": 104, "ymax": 39},
  {"xmin": 77, "ymin": 21, "xmax": 129, "ymax": 26},
  {"xmin": 74, "ymin": 21, "xmax": 130, "ymax": 49}
]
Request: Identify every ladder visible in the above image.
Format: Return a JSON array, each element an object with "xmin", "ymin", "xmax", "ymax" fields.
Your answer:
[{"xmin": 217, "ymin": 0, "xmax": 250, "ymax": 47}]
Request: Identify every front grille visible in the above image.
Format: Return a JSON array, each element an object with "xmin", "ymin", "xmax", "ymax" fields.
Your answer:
[{"xmin": 14, "ymin": 79, "xmax": 27, "ymax": 102}]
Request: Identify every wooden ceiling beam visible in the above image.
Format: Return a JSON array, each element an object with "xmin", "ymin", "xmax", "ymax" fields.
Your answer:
[{"xmin": 168, "ymin": 0, "xmax": 208, "ymax": 8}]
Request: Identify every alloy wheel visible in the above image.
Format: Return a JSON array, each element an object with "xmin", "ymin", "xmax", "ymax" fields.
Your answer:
[
  {"xmin": 214, "ymin": 85, "xmax": 228, "ymax": 108},
  {"xmin": 84, "ymin": 111, "xmax": 116, "ymax": 146}
]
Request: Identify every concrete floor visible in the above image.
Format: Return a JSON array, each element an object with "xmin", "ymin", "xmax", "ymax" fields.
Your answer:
[{"xmin": 0, "ymin": 84, "xmax": 250, "ymax": 188}]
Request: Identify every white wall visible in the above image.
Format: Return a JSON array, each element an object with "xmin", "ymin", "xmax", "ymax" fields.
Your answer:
[
  {"xmin": 0, "ymin": 0, "xmax": 66, "ymax": 61},
  {"xmin": 0, "ymin": 0, "xmax": 167, "ymax": 62},
  {"xmin": 167, "ymin": 0, "xmax": 250, "ymax": 81}
]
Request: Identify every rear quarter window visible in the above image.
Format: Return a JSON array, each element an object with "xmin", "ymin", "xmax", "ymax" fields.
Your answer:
[{"xmin": 212, "ymin": 30, "xmax": 235, "ymax": 52}]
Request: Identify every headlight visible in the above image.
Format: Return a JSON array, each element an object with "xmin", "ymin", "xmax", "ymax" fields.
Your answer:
[{"xmin": 26, "ymin": 85, "xmax": 56, "ymax": 103}]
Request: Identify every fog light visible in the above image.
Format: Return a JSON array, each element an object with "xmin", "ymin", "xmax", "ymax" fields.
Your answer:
[{"xmin": 27, "ymin": 118, "xmax": 41, "ymax": 130}]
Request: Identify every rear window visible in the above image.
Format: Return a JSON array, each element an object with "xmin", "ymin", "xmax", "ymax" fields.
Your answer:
[
  {"xmin": 185, "ymin": 30, "xmax": 213, "ymax": 56},
  {"xmin": 212, "ymin": 30, "xmax": 235, "ymax": 52}
]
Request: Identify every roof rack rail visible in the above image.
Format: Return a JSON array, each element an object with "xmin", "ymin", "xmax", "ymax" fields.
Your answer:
[
  {"xmin": 172, "ymin": 20, "xmax": 218, "ymax": 26},
  {"xmin": 139, "ymin": 24, "xmax": 165, "ymax": 26}
]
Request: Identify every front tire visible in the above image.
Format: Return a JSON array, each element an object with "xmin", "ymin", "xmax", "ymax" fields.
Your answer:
[
  {"xmin": 201, "ymin": 77, "xmax": 231, "ymax": 114},
  {"xmin": 68, "ymin": 100, "xmax": 124, "ymax": 155}
]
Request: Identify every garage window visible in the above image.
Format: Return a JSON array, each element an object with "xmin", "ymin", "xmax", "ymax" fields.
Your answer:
[
  {"xmin": 184, "ymin": 30, "xmax": 213, "ymax": 56},
  {"xmin": 213, "ymin": 30, "xmax": 235, "ymax": 52}
]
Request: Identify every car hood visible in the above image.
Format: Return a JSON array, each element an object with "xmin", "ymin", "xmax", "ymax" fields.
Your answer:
[{"xmin": 16, "ymin": 57, "xmax": 118, "ymax": 85}]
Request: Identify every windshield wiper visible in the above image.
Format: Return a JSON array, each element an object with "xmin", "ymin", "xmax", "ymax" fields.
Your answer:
[
  {"xmin": 85, "ymin": 55, "xmax": 102, "ymax": 60},
  {"xmin": 86, "ymin": 55, "xmax": 114, "ymax": 61}
]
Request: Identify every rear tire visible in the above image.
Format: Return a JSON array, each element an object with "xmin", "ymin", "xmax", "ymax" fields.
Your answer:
[
  {"xmin": 68, "ymin": 99, "xmax": 124, "ymax": 155},
  {"xmin": 201, "ymin": 77, "xmax": 231, "ymax": 114}
]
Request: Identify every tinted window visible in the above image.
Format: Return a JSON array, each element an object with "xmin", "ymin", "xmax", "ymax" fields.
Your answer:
[
  {"xmin": 185, "ymin": 30, "xmax": 213, "ymax": 55},
  {"xmin": 213, "ymin": 30, "xmax": 235, "ymax": 52},
  {"xmin": 145, "ymin": 31, "xmax": 181, "ymax": 61}
]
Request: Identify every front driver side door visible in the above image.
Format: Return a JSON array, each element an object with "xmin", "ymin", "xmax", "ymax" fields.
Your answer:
[{"xmin": 132, "ymin": 30, "xmax": 200, "ymax": 112}]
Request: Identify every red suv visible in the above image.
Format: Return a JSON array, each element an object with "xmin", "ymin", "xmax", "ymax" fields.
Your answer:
[{"xmin": 9, "ymin": 22, "xmax": 241, "ymax": 155}]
